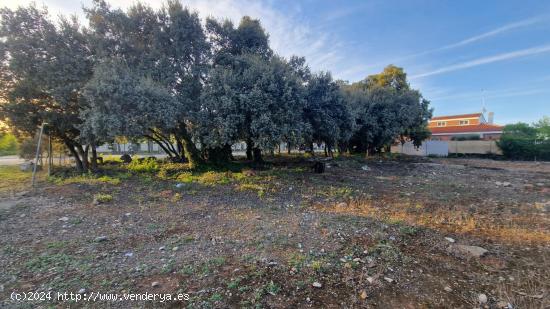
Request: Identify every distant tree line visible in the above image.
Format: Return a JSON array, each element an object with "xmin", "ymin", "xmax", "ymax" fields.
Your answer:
[
  {"xmin": 0, "ymin": 1, "xmax": 432, "ymax": 171},
  {"xmin": 498, "ymin": 117, "xmax": 550, "ymax": 161}
]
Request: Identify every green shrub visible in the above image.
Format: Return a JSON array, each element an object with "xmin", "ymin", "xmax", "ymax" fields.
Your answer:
[
  {"xmin": 93, "ymin": 193, "xmax": 113, "ymax": 203},
  {"xmin": 157, "ymin": 163, "xmax": 191, "ymax": 179},
  {"xmin": 197, "ymin": 171, "xmax": 232, "ymax": 185},
  {"xmin": 101, "ymin": 154, "xmax": 122, "ymax": 164},
  {"xmin": 451, "ymin": 135, "xmax": 480, "ymax": 141},
  {"xmin": 127, "ymin": 158, "xmax": 159, "ymax": 173},
  {"xmin": 0, "ymin": 133, "xmax": 18, "ymax": 156},
  {"xmin": 175, "ymin": 172, "xmax": 194, "ymax": 183},
  {"xmin": 497, "ymin": 122, "xmax": 550, "ymax": 161},
  {"xmin": 49, "ymin": 173, "xmax": 122, "ymax": 185}
]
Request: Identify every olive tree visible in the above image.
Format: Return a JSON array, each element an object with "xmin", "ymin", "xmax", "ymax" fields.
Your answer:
[
  {"xmin": 343, "ymin": 65, "xmax": 432, "ymax": 153},
  {"xmin": 83, "ymin": 0, "xmax": 208, "ymax": 166},
  {"xmin": 198, "ymin": 54, "xmax": 306, "ymax": 163},
  {"xmin": 0, "ymin": 4, "xmax": 97, "ymax": 171}
]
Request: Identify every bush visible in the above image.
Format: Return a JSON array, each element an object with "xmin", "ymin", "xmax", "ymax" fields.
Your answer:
[
  {"xmin": 127, "ymin": 157, "xmax": 159, "ymax": 173},
  {"xmin": 93, "ymin": 193, "xmax": 113, "ymax": 204},
  {"xmin": 0, "ymin": 133, "xmax": 18, "ymax": 156},
  {"xmin": 175, "ymin": 172, "xmax": 194, "ymax": 183},
  {"xmin": 18, "ymin": 136, "xmax": 45, "ymax": 160},
  {"xmin": 197, "ymin": 171, "xmax": 232, "ymax": 185},
  {"xmin": 497, "ymin": 122, "xmax": 550, "ymax": 160},
  {"xmin": 157, "ymin": 162, "xmax": 191, "ymax": 179}
]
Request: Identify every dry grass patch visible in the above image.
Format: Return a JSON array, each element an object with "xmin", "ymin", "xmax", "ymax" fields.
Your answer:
[{"xmin": 316, "ymin": 199, "xmax": 550, "ymax": 244}]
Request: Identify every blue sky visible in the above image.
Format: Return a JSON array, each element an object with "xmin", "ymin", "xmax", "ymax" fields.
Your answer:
[{"xmin": 2, "ymin": 0, "xmax": 549, "ymax": 124}]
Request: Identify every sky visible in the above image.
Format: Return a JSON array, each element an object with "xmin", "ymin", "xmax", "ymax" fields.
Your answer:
[{"xmin": 2, "ymin": 0, "xmax": 550, "ymax": 124}]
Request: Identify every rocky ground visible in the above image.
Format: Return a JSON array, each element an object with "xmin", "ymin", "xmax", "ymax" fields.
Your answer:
[{"xmin": 0, "ymin": 156, "xmax": 548, "ymax": 308}]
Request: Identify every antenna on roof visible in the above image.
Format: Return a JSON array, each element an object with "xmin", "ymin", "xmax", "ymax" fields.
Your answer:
[{"xmin": 481, "ymin": 89, "xmax": 487, "ymax": 115}]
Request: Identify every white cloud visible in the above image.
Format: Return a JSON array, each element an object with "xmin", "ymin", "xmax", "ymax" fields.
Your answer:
[
  {"xmin": 337, "ymin": 16, "xmax": 548, "ymax": 82},
  {"xmin": 431, "ymin": 86, "xmax": 550, "ymax": 102},
  {"xmin": 411, "ymin": 44, "xmax": 550, "ymax": 79},
  {"xmin": 438, "ymin": 16, "xmax": 544, "ymax": 51}
]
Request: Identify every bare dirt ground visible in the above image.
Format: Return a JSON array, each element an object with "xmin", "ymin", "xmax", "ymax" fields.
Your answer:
[{"xmin": 0, "ymin": 156, "xmax": 548, "ymax": 308}]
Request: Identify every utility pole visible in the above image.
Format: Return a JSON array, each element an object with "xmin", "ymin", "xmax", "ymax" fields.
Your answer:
[
  {"xmin": 48, "ymin": 134, "xmax": 52, "ymax": 176},
  {"xmin": 481, "ymin": 89, "xmax": 487, "ymax": 117},
  {"xmin": 31, "ymin": 123, "xmax": 47, "ymax": 187}
]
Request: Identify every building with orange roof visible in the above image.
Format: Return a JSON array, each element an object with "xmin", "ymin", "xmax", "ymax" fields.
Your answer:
[{"xmin": 428, "ymin": 112, "xmax": 503, "ymax": 141}]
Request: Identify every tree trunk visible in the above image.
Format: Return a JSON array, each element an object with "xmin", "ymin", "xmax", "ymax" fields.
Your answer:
[
  {"xmin": 65, "ymin": 141, "xmax": 83, "ymax": 171},
  {"xmin": 76, "ymin": 144, "xmax": 89, "ymax": 172},
  {"xmin": 178, "ymin": 126, "xmax": 203, "ymax": 168},
  {"xmin": 253, "ymin": 148, "xmax": 263, "ymax": 164},
  {"xmin": 246, "ymin": 138, "xmax": 253, "ymax": 160},
  {"xmin": 309, "ymin": 143, "xmax": 315, "ymax": 156},
  {"xmin": 90, "ymin": 143, "xmax": 98, "ymax": 171},
  {"xmin": 204, "ymin": 145, "xmax": 232, "ymax": 164}
]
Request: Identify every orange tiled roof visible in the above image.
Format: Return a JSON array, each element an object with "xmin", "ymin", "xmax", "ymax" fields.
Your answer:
[
  {"xmin": 430, "ymin": 123, "xmax": 503, "ymax": 134},
  {"xmin": 431, "ymin": 113, "xmax": 482, "ymax": 121}
]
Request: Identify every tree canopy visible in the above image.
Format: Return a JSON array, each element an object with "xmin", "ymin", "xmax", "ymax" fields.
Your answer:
[
  {"xmin": 0, "ymin": 1, "xmax": 434, "ymax": 170},
  {"xmin": 343, "ymin": 65, "xmax": 432, "ymax": 153}
]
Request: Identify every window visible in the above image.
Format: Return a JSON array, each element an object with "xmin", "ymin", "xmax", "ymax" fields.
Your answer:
[
  {"xmin": 459, "ymin": 120, "xmax": 469, "ymax": 125},
  {"xmin": 437, "ymin": 121, "xmax": 446, "ymax": 127}
]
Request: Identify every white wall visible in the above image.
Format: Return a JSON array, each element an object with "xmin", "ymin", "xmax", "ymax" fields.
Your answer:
[{"xmin": 391, "ymin": 141, "xmax": 449, "ymax": 157}]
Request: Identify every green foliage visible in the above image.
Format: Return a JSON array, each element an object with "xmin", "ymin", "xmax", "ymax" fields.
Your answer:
[
  {"xmin": 497, "ymin": 120, "xmax": 550, "ymax": 160},
  {"xmin": 198, "ymin": 53, "xmax": 306, "ymax": 162},
  {"xmin": 303, "ymin": 71, "xmax": 354, "ymax": 153},
  {"xmin": 17, "ymin": 136, "xmax": 44, "ymax": 160},
  {"xmin": 197, "ymin": 171, "xmax": 233, "ymax": 185},
  {"xmin": 93, "ymin": 193, "xmax": 113, "ymax": 203},
  {"xmin": 157, "ymin": 163, "xmax": 191, "ymax": 179},
  {"xmin": 81, "ymin": 60, "xmax": 181, "ymax": 142},
  {"xmin": 0, "ymin": 133, "xmax": 18, "ymax": 155},
  {"xmin": 2, "ymin": 2, "xmax": 435, "ymax": 167},
  {"xmin": 451, "ymin": 135, "xmax": 481, "ymax": 141},
  {"xmin": 534, "ymin": 116, "xmax": 550, "ymax": 140},
  {"xmin": 0, "ymin": 4, "xmax": 95, "ymax": 170},
  {"xmin": 127, "ymin": 158, "xmax": 159, "ymax": 173},
  {"xmin": 342, "ymin": 65, "xmax": 432, "ymax": 153},
  {"xmin": 49, "ymin": 173, "xmax": 122, "ymax": 185},
  {"xmin": 83, "ymin": 1, "xmax": 207, "ymax": 165}
]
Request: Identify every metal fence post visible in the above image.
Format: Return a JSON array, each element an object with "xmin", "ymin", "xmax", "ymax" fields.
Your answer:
[{"xmin": 31, "ymin": 123, "xmax": 46, "ymax": 187}]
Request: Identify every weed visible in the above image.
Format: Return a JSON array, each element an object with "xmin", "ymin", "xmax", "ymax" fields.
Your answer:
[
  {"xmin": 175, "ymin": 172, "xmax": 194, "ymax": 183},
  {"xmin": 157, "ymin": 163, "xmax": 191, "ymax": 179},
  {"xmin": 127, "ymin": 158, "xmax": 159, "ymax": 173},
  {"xmin": 25, "ymin": 253, "xmax": 75, "ymax": 273},
  {"xmin": 227, "ymin": 277, "xmax": 242, "ymax": 289},
  {"xmin": 209, "ymin": 293, "xmax": 223, "ymax": 302},
  {"xmin": 288, "ymin": 253, "xmax": 307, "ymax": 270},
  {"xmin": 93, "ymin": 193, "xmax": 113, "ymax": 204},
  {"xmin": 237, "ymin": 183, "xmax": 265, "ymax": 198},
  {"xmin": 180, "ymin": 265, "xmax": 195, "ymax": 275},
  {"xmin": 265, "ymin": 281, "xmax": 280, "ymax": 295},
  {"xmin": 209, "ymin": 257, "xmax": 226, "ymax": 267},
  {"xmin": 46, "ymin": 241, "xmax": 67, "ymax": 249},
  {"xmin": 50, "ymin": 173, "xmax": 121, "ymax": 186},
  {"xmin": 399, "ymin": 225, "xmax": 419, "ymax": 236},
  {"xmin": 310, "ymin": 260, "xmax": 324, "ymax": 272},
  {"xmin": 197, "ymin": 171, "xmax": 232, "ymax": 185},
  {"xmin": 162, "ymin": 259, "xmax": 176, "ymax": 274}
]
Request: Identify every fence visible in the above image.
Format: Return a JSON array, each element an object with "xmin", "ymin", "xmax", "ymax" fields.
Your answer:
[
  {"xmin": 391, "ymin": 141, "xmax": 449, "ymax": 156},
  {"xmin": 391, "ymin": 140, "xmax": 502, "ymax": 156},
  {"xmin": 448, "ymin": 140, "xmax": 502, "ymax": 155}
]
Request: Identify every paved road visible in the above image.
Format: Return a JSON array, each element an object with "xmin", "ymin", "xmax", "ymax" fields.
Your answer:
[{"xmin": 0, "ymin": 155, "xmax": 24, "ymax": 166}]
